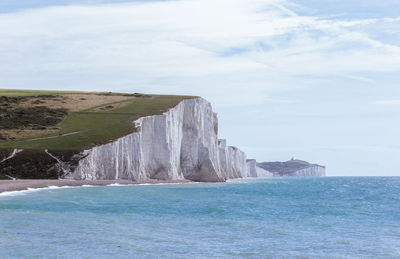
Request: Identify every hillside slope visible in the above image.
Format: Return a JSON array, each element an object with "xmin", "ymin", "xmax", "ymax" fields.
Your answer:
[{"xmin": 0, "ymin": 89, "xmax": 194, "ymax": 179}]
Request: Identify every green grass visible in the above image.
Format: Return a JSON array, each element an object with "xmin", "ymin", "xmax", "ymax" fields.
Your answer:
[
  {"xmin": 0, "ymin": 89, "xmax": 85, "ymax": 97},
  {"xmin": 0, "ymin": 91, "xmax": 195, "ymax": 151}
]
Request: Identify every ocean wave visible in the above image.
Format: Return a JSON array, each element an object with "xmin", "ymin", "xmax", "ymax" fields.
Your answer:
[
  {"xmin": 0, "ymin": 181, "xmax": 201, "ymax": 198},
  {"xmin": 107, "ymin": 183, "xmax": 130, "ymax": 187},
  {"xmin": 0, "ymin": 185, "xmax": 80, "ymax": 198}
]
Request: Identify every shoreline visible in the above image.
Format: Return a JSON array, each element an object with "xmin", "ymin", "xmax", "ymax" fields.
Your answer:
[{"xmin": 0, "ymin": 179, "xmax": 193, "ymax": 195}]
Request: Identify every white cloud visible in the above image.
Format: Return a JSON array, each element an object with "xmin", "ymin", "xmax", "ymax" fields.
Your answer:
[
  {"xmin": 372, "ymin": 100, "xmax": 400, "ymax": 106},
  {"xmin": 0, "ymin": 0, "xmax": 399, "ymax": 99}
]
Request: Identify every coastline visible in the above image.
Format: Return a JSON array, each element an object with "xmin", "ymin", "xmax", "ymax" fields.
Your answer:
[{"xmin": 0, "ymin": 179, "xmax": 193, "ymax": 195}]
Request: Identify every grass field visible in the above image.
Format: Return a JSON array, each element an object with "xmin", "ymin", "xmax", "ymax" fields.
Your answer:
[
  {"xmin": 0, "ymin": 89, "xmax": 85, "ymax": 97},
  {"xmin": 0, "ymin": 89, "xmax": 194, "ymax": 151}
]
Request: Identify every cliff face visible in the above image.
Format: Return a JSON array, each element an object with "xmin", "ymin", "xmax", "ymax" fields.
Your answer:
[
  {"xmin": 218, "ymin": 140, "xmax": 248, "ymax": 179},
  {"xmin": 72, "ymin": 98, "xmax": 250, "ymax": 182},
  {"xmin": 1, "ymin": 96, "xmax": 326, "ymax": 181},
  {"xmin": 284, "ymin": 166, "xmax": 326, "ymax": 177},
  {"xmin": 246, "ymin": 159, "xmax": 273, "ymax": 178}
]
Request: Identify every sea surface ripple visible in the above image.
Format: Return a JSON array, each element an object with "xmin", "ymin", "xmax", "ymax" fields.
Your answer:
[{"xmin": 0, "ymin": 177, "xmax": 399, "ymax": 258}]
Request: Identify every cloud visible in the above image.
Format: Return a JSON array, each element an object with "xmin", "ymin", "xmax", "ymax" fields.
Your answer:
[
  {"xmin": 0, "ymin": 0, "xmax": 399, "ymax": 101},
  {"xmin": 372, "ymin": 100, "xmax": 400, "ymax": 106}
]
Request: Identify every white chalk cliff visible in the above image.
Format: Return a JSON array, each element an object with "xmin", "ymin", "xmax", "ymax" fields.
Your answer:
[
  {"xmin": 256, "ymin": 160, "xmax": 326, "ymax": 177},
  {"xmin": 71, "ymin": 97, "xmax": 262, "ymax": 182},
  {"xmin": 247, "ymin": 159, "xmax": 273, "ymax": 178},
  {"xmin": 283, "ymin": 166, "xmax": 326, "ymax": 177}
]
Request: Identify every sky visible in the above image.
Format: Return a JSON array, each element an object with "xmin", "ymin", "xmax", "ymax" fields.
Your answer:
[{"xmin": 0, "ymin": 0, "xmax": 399, "ymax": 176}]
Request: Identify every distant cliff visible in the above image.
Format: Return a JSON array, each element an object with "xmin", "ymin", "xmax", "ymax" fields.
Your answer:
[{"xmin": 257, "ymin": 159, "xmax": 326, "ymax": 177}]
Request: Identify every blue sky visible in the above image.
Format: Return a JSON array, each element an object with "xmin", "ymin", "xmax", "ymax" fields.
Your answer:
[
  {"xmin": 0, "ymin": 0, "xmax": 399, "ymax": 176},
  {"xmin": 291, "ymin": 0, "xmax": 400, "ymax": 19}
]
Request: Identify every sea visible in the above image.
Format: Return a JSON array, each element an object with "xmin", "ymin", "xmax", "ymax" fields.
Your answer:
[{"xmin": 0, "ymin": 177, "xmax": 399, "ymax": 258}]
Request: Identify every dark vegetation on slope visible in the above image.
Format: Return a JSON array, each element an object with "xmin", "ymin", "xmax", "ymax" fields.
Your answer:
[
  {"xmin": 0, "ymin": 149, "xmax": 86, "ymax": 179},
  {"xmin": 0, "ymin": 106, "xmax": 68, "ymax": 130},
  {"xmin": 0, "ymin": 95, "xmax": 68, "ymax": 131}
]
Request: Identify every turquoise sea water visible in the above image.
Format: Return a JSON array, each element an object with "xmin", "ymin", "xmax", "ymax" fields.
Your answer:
[{"xmin": 0, "ymin": 177, "xmax": 399, "ymax": 258}]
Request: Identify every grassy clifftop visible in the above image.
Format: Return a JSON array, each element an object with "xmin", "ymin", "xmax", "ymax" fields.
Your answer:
[{"xmin": 0, "ymin": 89, "xmax": 194, "ymax": 151}]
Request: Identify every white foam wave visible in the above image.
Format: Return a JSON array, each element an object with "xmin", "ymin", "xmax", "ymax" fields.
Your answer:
[
  {"xmin": 226, "ymin": 177, "xmax": 268, "ymax": 184},
  {"xmin": 136, "ymin": 182, "xmax": 199, "ymax": 186},
  {"xmin": 107, "ymin": 183, "xmax": 130, "ymax": 187},
  {"xmin": 0, "ymin": 185, "xmax": 80, "ymax": 198},
  {"xmin": 107, "ymin": 182, "xmax": 196, "ymax": 187},
  {"xmin": 0, "ymin": 189, "xmax": 37, "ymax": 197},
  {"xmin": 0, "ymin": 181, "xmax": 201, "ymax": 198}
]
